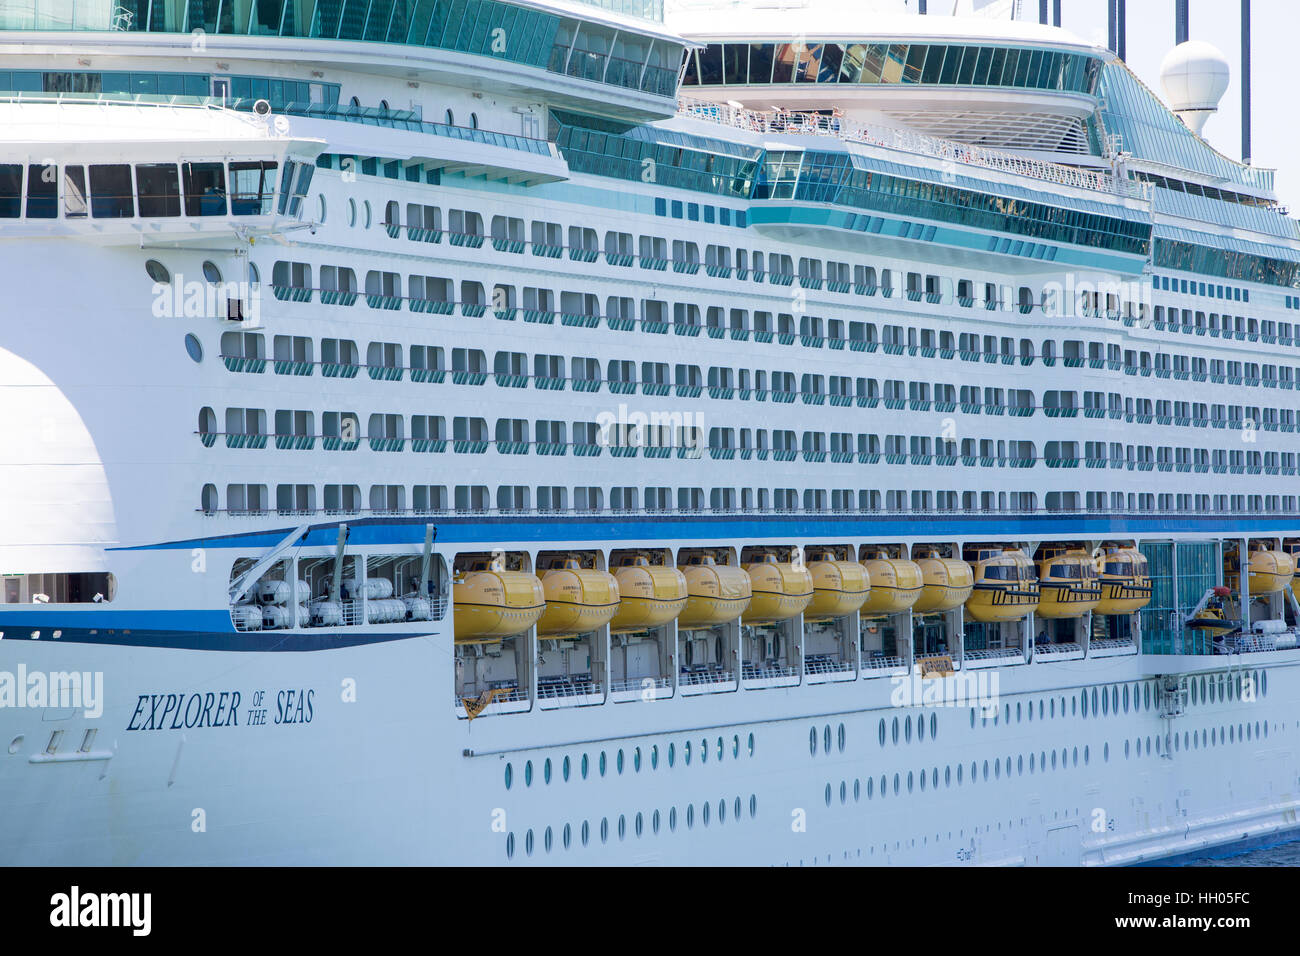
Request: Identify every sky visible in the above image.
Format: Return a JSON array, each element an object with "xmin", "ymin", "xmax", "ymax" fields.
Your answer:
[{"xmin": 1022, "ymin": 0, "xmax": 1300, "ymax": 211}]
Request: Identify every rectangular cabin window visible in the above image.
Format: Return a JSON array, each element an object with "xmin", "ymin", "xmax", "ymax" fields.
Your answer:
[
  {"xmin": 182, "ymin": 162, "xmax": 227, "ymax": 216},
  {"xmin": 63, "ymin": 166, "xmax": 87, "ymax": 218},
  {"xmin": 229, "ymin": 161, "xmax": 277, "ymax": 215},
  {"xmin": 25, "ymin": 163, "xmax": 56, "ymax": 219},
  {"xmin": 135, "ymin": 164, "xmax": 181, "ymax": 217},
  {"xmin": 88, "ymin": 164, "xmax": 134, "ymax": 218},
  {"xmin": 0, "ymin": 164, "xmax": 20, "ymax": 218}
]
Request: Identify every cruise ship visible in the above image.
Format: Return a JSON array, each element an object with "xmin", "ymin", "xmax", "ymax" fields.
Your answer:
[{"xmin": 3, "ymin": 0, "xmax": 1300, "ymax": 866}]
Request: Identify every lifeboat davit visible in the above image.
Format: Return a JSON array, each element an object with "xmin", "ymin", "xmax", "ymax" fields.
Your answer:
[
  {"xmin": 536, "ymin": 557, "xmax": 620, "ymax": 637},
  {"xmin": 1094, "ymin": 546, "xmax": 1152, "ymax": 615},
  {"xmin": 742, "ymin": 552, "xmax": 814, "ymax": 624},
  {"xmin": 859, "ymin": 553, "xmax": 923, "ymax": 616},
  {"xmin": 609, "ymin": 553, "xmax": 689, "ymax": 632},
  {"xmin": 677, "ymin": 554, "xmax": 752, "ymax": 628},
  {"xmin": 453, "ymin": 566, "xmax": 546, "ymax": 643},
  {"xmin": 1035, "ymin": 549, "xmax": 1103, "ymax": 619},
  {"xmin": 912, "ymin": 551, "xmax": 974, "ymax": 614},
  {"xmin": 1227, "ymin": 547, "xmax": 1296, "ymax": 597},
  {"xmin": 804, "ymin": 550, "xmax": 871, "ymax": 621},
  {"xmin": 964, "ymin": 549, "xmax": 1039, "ymax": 623}
]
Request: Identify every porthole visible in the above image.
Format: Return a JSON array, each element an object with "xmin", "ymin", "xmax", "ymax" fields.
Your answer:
[
  {"xmin": 930, "ymin": 712, "xmax": 937, "ymax": 739},
  {"xmin": 581, "ymin": 821, "xmax": 590, "ymax": 846},
  {"xmin": 717, "ymin": 799, "xmax": 726, "ymax": 824},
  {"xmin": 840, "ymin": 781, "xmax": 847, "ymax": 803},
  {"xmin": 917, "ymin": 714, "xmax": 925, "ymax": 741},
  {"xmin": 1080, "ymin": 691, "xmax": 1088, "ymax": 718},
  {"xmin": 651, "ymin": 745, "xmax": 659, "ymax": 770},
  {"xmin": 1091, "ymin": 687, "xmax": 1099, "ymax": 714},
  {"xmin": 945, "ymin": 765, "xmax": 951, "ymax": 787},
  {"xmin": 733, "ymin": 735, "xmax": 740, "ymax": 758},
  {"xmin": 702, "ymin": 802, "xmax": 711, "ymax": 827},
  {"xmin": 544, "ymin": 758, "xmax": 551, "ymax": 784},
  {"xmin": 893, "ymin": 773, "xmax": 900, "ymax": 795},
  {"xmin": 634, "ymin": 747, "xmax": 641, "ymax": 772},
  {"xmin": 904, "ymin": 718, "xmax": 912, "ymax": 743},
  {"xmin": 1030, "ymin": 752, "xmax": 1036, "ymax": 773},
  {"xmin": 544, "ymin": 826, "xmax": 552, "ymax": 853},
  {"xmin": 684, "ymin": 740, "xmax": 692, "ymax": 765},
  {"xmin": 184, "ymin": 333, "xmax": 204, "ymax": 363},
  {"xmin": 686, "ymin": 804, "xmax": 695, "ymax": 829},
  {"xmin": 957, "ymin": 763, "xmax": 963, "ymax": 784},
  {"xmin": 652, "ymin": 810, "xmax": 660, "ymax": 834},
  {"xmin": 907, "ymin": 771, "xmax": 914, "ymax": 793},
  {"xmin": 635, "ymin": 812, "xmax": 643, "ymax": 838},
  {"xmin": 970, "ymin": 709, "xmax": 975, "ymax": 728},
  {"xmin": 867, "ymin": 776, "xmax": 875, "ymax": 798},
  {"xmin": 668, "ymin": 743, "xmax": 675, "ymax": 767},
  {"xmin": 1017, "ymin": 755, "xmax": 1023, "ymax": 775},
  {"xmin": 893, "ymin": 717, "xmax": 900, "ymax": 743},
  {"xmin": 747, "ymin": 733, "xmax": 755, "ymax": 756},
  {"xmin": 1123, "ymin": 685, "xmax": 1130, "ymax": 712},
  {"xmin": 1050, "ymin": 751, "xmax": 1057, "ymax": 769},
  {"xmin": 317, "ymin": 193, "xmax": 327, "ymax": 223},
  {"xmin": 445, "ymin": 108, "xmax": 455, "ymax": 125},
  {"xmin": 750, "ymin": 794, "xmax": 758, "ymax": 817},
  {"xmin": 581, "ymin": 753, "xmax": 589, "ymax": 779},
  {"xmin": 145, "ymin": 259, "xmax": 170, "ymax": 283},
  {"xmin": 601, "ymin": 818, "xmax": 609, "ymax": 843},
  {"xmin": 1050, "ymin": 698, "xmax": 1055, "ymax": 718},
  {"xmin": 524, "ymin": 760, "xmax": 533, "ymax": 786},
  {"xmin": 853, "ymin": 779, "xmax": 861, "ymax": 801},
  {"xmin": 825, "ymin": 783, "xmax": 832, "ymax": 807},
  {"xmin": 994, "ymin": 758, "xmax": 1000, "ymax": 779},
  {"xmin": 983, "ymin": 760, "xmax": 989, "ymax": 781},
  {"xmin": 348, "ymin": 197, "xmax": 357, "ymax": 227},
  {"xmin": 669, "ymin": 807, "xmax": 677, "ymax": 831},
  {"xmin": 880, "ymin": 719, "xmax": 887, "ymax": 746},
  {"xmin": 837, "ymin": 724, "xmax": 845, "ymax": 752},
  {"xmin": 249, "ymin": 262, "xmax": 260, "ymax": 285},
  {"xmin": 618, "ymin": 815, "xmax": 626, "ymax": 840},
  {"xmin": 919, "ymin": 769, "xmax": 926, "ymax": 791},
  {"xmin": 563, "ymin": 823, "xmax": 571, "ymax": 850},
  {"xmin": 717, "ymin": 736, "xmax": 724, "ymax": 761},
  {"xmin": 525, "ymin": 829, "xmax": 534, "ymax": 856},
  {"xmin": 617, "ymin": 749, "xmax": 624, "ymax": 774},
  {"xmin": 471, "ymin": 111, "xmax": 479, "ymax": 129},
  {"xmin": 599, "ymin": 751, "xmax": 607, "ymax": 776},
  {"xmin": 504, "ymin": 763, "xmax": 513, "ymax": 789},
  {"xmin": 563, "ymin": 755, "xmax": 571, "ymax": 781},
  {"xmin": 506, "ymin": 832, "xmax": 515, "ymax": 859},
  {"xmin": 823, "ymin": 725, "xmax": 831, "ymax": 753},
  {"xmin": 363, "ymin": 199, "xmax": 372, "ymax": 228},
  {"xmin": 810, "ymin": 727, "xmax": 817, "ymax": 755},
  {"xmin": 1104, "ymin": 742, "xmax": 1109, "ymax": 762},
  {"xmin": 701, "ymin": 738, "xmax": 708, "ymax": 763}
]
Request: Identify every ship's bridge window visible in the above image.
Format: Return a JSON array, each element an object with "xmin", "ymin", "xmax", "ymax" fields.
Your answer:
[
  {"xmin": 0, "ymin": 164, "xmax": 21, "ymax": 218},
  {"xmin": 182, "ymin": 162, "xmax": 227, "ymax": 216},
  {"xmin": 229, "ymin": 161, "xmax": 278, "ymax": 215},
  {"xmin": 87, "ymin": 164, "xmax": 133, "ymax": 218},
  {"xmin": 25, "ymin": 163, "xmax": 56, "ymax": 218},
  {"xmin": 135, "ymin": 163, "xmax": 181, "ymax": 217}
]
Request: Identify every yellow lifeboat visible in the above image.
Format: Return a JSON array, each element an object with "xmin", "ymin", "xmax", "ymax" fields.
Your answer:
[
  {"xmin": 453, "ymin": 564, "xmax": 546, "ymax": 643},
  {"xmin": 536, "ymin": 557, "xmax": 620, "ymax": 637},
  {"xmin": 1035, "ymin": 549, "xmax": 1103, "ymax": 619},
  {"xmin": 1185, "ymin": 587, "xmax": 1240, "ymax": 638},
  {"xmin": 741, "ymin": 552, "xmax": 814, "ymax": 624},
  {"xmin": 1226, "ymin": 546, "xmax": 1295, "ymax": 597},
  {"xmin": 964, "ymin": 548, "xmax": 1039, "ymax": 623},
  {"xmin": 859, "ymin": 552, "xmax": 923, "ymax": 616},
  {"xmin": 677, "ymin": 554, "xmax": 752, "ymax": 629},
  {"xmin": 1094, "ymin": 546, "xmax": 1152, "ymax": 615},
  {"xmin": 912, "ymin": 551, "xmax": 974, "ymax": 614},
  {"xmin": 804, "ymin": 550, "xmax": 871, "ymax": 621},
  {"xmin": 609, "ymin": 553, "xmax": 689, "ymax": 632}
]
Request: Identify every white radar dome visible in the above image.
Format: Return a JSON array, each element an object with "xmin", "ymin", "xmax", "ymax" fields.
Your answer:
[{"xmin": 1159, "ymin": 40, "xmax": 1230, "ymax": 136}]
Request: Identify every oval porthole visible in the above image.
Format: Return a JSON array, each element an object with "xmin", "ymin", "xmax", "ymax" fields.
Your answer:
[
  {"xmin": 363, "ymin": 199, "xmax": 372, "ymax": 229},
  {"xmin": 202, "ymin": 260, "xmax": 222, "ymax": 284},
  {"xmin": 249, "ymin": 262, "xmax": 260, "ymax": 285},
  {"xmin": 348, "ymin": 197, "xmax": 357, "ymax": 227},
  {"xmin": 317, "ymin": 193, "xmax": 327, "ymax": 223},
  {"xmin": 184, "ymin": 333, "xmax": 203, "ymax": 363},
  {"xmin": 145, "ymin": 259, "xmax": 170, "ymax": 283}
]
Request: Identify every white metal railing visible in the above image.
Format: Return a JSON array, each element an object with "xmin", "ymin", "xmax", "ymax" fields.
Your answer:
[
  {"xmin": 679, "ymin": 667, "xmax": 734, "ymax": 687},
  {"xmin": 609, "ymin": 676, "xmax": 671, "ymax": 693},
  {"xmin": 1034, "ymin": 641, "xmax": 1084, "ymax": 656},
  {"xmin": 965, "ymin": 646, "xmax": 1024, "ymax": 661},
  {"xmin": 804, "ymin": 656, "xmax": 855, "ymax": 676},
  {"xmin": 677, "ymin": 95, "xmax": 1148, "ymax": 199},
  {"xmin": 862, "ymin": 654, "xmax": 906, "ymax": 671}
]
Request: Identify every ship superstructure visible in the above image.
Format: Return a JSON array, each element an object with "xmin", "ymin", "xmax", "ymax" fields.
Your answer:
[{"xmin": 3, "ymin": 0, "xmax": 1300, "ymax": 866}]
